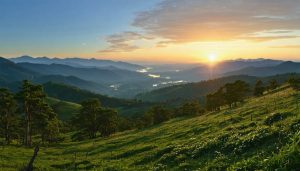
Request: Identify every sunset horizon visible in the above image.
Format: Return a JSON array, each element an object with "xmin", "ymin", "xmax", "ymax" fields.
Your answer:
[{"xmin": 1, "ymin": 0, "xmax": 300, "ymax": 63}]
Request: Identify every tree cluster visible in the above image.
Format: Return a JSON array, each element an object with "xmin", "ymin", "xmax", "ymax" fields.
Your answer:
[
  {"xmin": 288, "ymin": 77, "xmax": 300, "ymax": 90},
  {"xmin": 0, "ymin": 80, "xmax": 60, "ymax": 146},
  {"xmin": 206, "ymin": 80, "xmax": 250, "ymax": 111},
  {"xmin": 139, "ymin": 101, "xmax": 205, "ymax": 128},
  {"xmin": 72, "ymin": 99, "xmax": 118, "ymax": 139}
]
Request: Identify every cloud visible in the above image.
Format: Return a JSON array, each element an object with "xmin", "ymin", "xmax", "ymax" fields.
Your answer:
[
  {"xmin": 270, "ymin": 45, "xmax": 300, "ymax": 49},
  {"xmin": 99, "ymin": 31, "xmax": 153, "ymax": 53},
  {"xmin": 240, "ymin": 36, "xmax": 299, "ymax": 42},
  {"xmin": 132, "ymin": 0, "xmax": 300, "ymax": 44}
]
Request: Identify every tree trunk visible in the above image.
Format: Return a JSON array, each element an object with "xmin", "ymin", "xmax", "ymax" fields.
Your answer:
[
  {"xmin": 5, "ymin": 111, "xmax": 10, "ymax": 145},
  {"xmin": 25, "ymin": 104, "xmax": 32, "ymax": 146},
  {"xmin": 24, "ymin": 145, "xmax": 39, "ymax": 171},
  {"xmin": 28, "ymin": 113, "xmax": 32, "ymax": 146}
]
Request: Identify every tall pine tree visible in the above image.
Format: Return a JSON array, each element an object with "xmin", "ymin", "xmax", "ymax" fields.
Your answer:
[{"xmin": 0, "ymin": 88, "xmax": 19, "ymax": 144}]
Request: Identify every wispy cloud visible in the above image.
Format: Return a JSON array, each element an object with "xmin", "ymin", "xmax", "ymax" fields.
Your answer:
[
  {"xmin": 270, "ymin": 45, "xmax": 300, "ymax": 48},
  {"xmin": 133, "ymin": 0, "xmax": 300, "ymax": 44},
  {"xmin": 100, "ymin": 0, "xmax": 300, "ymax": 52},
  {"xmin": 99, "ymin": 31, "xmax": 153, "ymax": 53},
  {"xmin": 240, "ymin": 36, "xmax": 299, "ymax": 42}
]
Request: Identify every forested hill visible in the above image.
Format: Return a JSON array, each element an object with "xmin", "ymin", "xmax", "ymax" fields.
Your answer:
[
  {"xmin": 137, "ymin": 73, "xmax": 300, "ymax": 103},
  {"xmin": 42, "ymin": 82, "xmax": 154, "ymax": 117},
  {"xmin": 1, "ymin": 85, "xmax": 299, "ymax": 170}
]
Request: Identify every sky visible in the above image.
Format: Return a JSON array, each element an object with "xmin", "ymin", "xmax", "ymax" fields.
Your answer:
[{"xmin": 1, "ymin": 0, "xmax": 300, "ymax": 63}]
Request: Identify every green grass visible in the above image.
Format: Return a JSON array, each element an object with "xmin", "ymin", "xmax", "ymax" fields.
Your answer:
[
  {"xmin": 46, "ymin": 97, "xmax": 81, "ymax": 120},
  {"xmin": 1, "ymin": 87, "xmax": 300, "ymax": 170}
]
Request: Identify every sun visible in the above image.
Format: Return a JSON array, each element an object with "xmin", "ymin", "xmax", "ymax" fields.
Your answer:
[{"xmin": 208, "ymin": 53, "xmax": 218, "ymax": 62}]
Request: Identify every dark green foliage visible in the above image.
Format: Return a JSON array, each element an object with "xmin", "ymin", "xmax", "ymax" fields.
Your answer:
[
  {"xmin": 176, "ymin": 101, "xmax": 205, "ymax": 117},
  {"xmin": 141, "ymin": 112, "xmax": 154, "ymax": 127},
  {"xmin": 74, "ymin": 99, "xmax": 102, "ymax": 138},
  {"xmin": 137, "ymin": 73, "xmax": 299, "ymax": 105},
  {"xmin": 148, "ymin": 106, "xmax": 171, "ymax": 125},
  {"xmin": 206, "ymin": 80, "xmax": 250, "ymax": 111},
  {"xmin": 46, "ymin": 97, "xmax": 80, "ymax": 120},
  {"xmin": 253, "ymin": 80, "xmax": 265, "ymax": 96},
  {"xmin": 0, "ymin": 88, "xmax": 20, "ymax": 144},
  {"xmin": 268, "ymin": 79, "xmax": 279, "ymax": 90},
  {"xmin": 42, "ymin": 82, "xmax": 153, "ymax": 117},
  {"xmin": 98, "ymin": 108, "xmax": 118, "ymax": 137},
  {"xmin": 43, "ymin": 82, "xmax": 130, "ymax": 107},
  {"xmin": 117, "ymin": 117, "xmax": 135, "ymax": 132},
  {"xmin": 265, "ymin": 131, "xmax": 300, "ymax": 170},
  {"xmin": 288, "ymin": 77, "xmax": 300, "ymax": 90},
  {"xmin": 0, "ymin": 86, "xmax": 299, "ymax": 170},
  {"xmin": 16, "ymin": 80, "xmax": 60, "ymax": 145},
  {"xmin": 222, "ymin": 80, "xmax": 250, "ymax": 107},
  {"xmin": 206, "ymin": 89, "xmax": 224, "ymax": 111},
  {"xmin": 137, "ymin": 75, "xmax": 258, "ymax": 103},
  {"xmin": 73, "ymin": 98, "xmax": 118, "ymax": 138},
  {"xmin": 264, "ymin": 112, "xmax": 291, "ymax": 126}
]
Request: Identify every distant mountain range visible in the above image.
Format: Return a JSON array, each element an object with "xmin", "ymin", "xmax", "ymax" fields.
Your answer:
[
  {"xmin": 224, "ymin": 61, "xmax": 300, "ymax": 77},
  {"xmin": 0, "ymin": 57, "xmax": 172, "ymax": 98},
  {"xmin": 1, "ymin": 56, "xmax": 300, "ymax": 100},
  {"xmin": 157, "ymin": 59, "xmax": 284, "ymax": 82},
  {"xmin": 10, "ymin": 55, "xmax": 144, "ymax": 71}
]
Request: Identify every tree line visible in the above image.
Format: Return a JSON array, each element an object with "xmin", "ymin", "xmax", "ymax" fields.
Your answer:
[{"xmin": 0, "ymin": 81, "xmax": 126, "ymax": 144}]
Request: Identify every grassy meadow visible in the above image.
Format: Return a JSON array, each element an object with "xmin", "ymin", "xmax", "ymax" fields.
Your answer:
[{"xmin": 1, "ymin": 87, "xmax": 299, "ymax": 170}]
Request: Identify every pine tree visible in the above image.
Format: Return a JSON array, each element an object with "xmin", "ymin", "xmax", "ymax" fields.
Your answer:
[
  {"xmin": 149, "ymin": 106, "xmax": 171, "ymax": 124},
  {"xmin": 254, "ymin": 80, "xmax": 265, "ymax": 96},
  {"xmin": 177, "ymin": 101, "xmax": 204, "ymax": 116},
  {"xmin": 76, "ymin": 98, "xmax": 101, "ymax": 138},
  {"xmin": 0, "ymin": 88, "xmax": 19, "ymax": 144},
  {"xmin": 98, "ymin": 108, "xmax": 118, "ymax": 137},
  {"xmin": 17, "ymin": 80, "xmax": 59, "ymax": 146},
  {"xmin": 268, "ymin": 79, "xmax": 279, "ymax": 90}
]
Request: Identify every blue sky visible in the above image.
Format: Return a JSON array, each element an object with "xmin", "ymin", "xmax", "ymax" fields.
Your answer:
[{"xmin": 0, "ymin": 0, "xmax": 160, "ymax": 57}]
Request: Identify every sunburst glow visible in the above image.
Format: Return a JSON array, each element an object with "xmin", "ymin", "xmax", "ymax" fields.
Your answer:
[{"xmin": 208, "ymin": 53, "xmax": 218, "ymax": 63}]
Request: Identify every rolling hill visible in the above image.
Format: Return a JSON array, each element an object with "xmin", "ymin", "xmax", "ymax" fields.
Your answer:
[
  {"xmin": 17, "ymin": 62, "xmax": 147, "ymax": 84},
  {"xmin": 1, "ymin": 86, "xmax": 299, "ymax": 170},
  {"xmin": 0, "ymin": 57, "xmax": 39, "ymax": 83},
  {"xmin": 137, "ymin": 73, "xmax": 300, "ymax": 103},
  {"xmin": 42, "ymin": 82, "xmax": 154, "ymax": 117},
  {"xmin": 33, "ymin": 75, "xmax": 111, "ymax": 95},
  {"xmin": 46, "ymin": 97, "xmax": 81, "ymax": 120}
]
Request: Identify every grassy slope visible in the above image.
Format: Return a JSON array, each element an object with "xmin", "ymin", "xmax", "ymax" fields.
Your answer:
[
  {"xmin": 46, "ymin": 97, "xmax": 81, "ymax": 120},
  {"xmin": 1, "ymin": 87, "xmax": 299, "ymax": 170}
]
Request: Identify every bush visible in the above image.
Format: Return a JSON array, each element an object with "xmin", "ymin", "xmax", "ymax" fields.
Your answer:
[{"xmin": 264, "ymin": 112, "xmax": 291, "ymax": 126}]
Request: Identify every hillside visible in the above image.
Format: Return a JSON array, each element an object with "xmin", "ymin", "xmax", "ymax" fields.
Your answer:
[
  {"xmin": 0, "ymin": 57, "xmax": 38, "ymax": 83},
  {"xmin": 46, "ymin": 97, "xmax": 81, "ymax": 120},
  {"xmin": 42, "ymin": 82, "xmax": 153, "ymax": 117},
  {"xmin": 137, "ymin": 73, "xmax": 300, "ymax": 103},
  {"xmin": 17, "ymin": 62, "xmax": 147, "ymax": 84},
  {"xmin": 34, "ymin": 75, "xmax": 111, "ymax": 95},
  {"xmin": 1, "ymin": 87, "xmax": 299, "ymax": 170}
]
